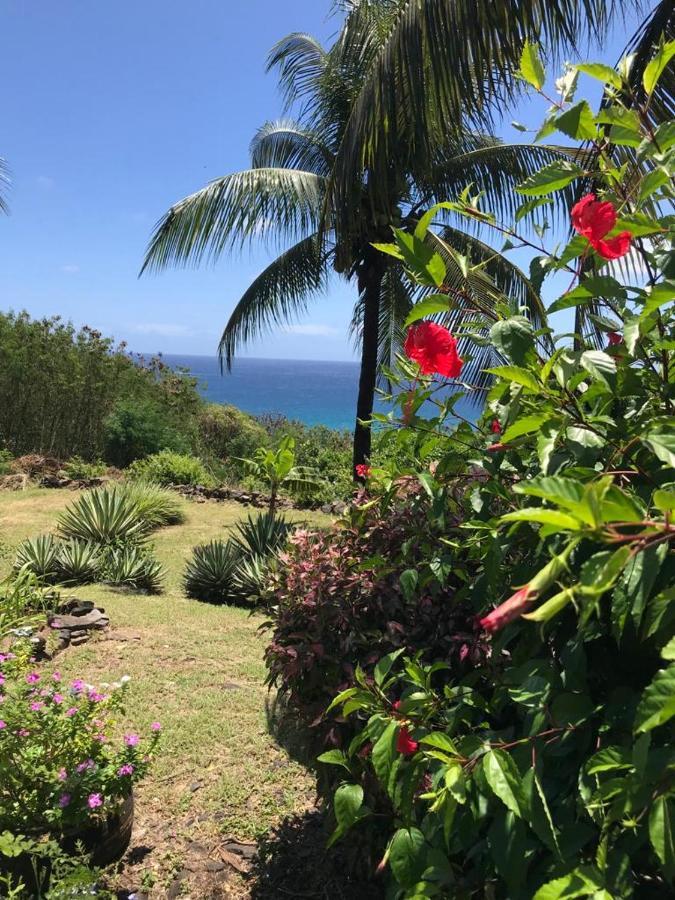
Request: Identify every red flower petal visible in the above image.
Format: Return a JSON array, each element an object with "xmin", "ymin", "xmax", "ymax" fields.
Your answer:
[
  {"xmin": 490, "ymin": 419, "xmax": 502, "ymax": 435},
  {"xmin": 607, "ymin": 331, "xmax": 622, "ymax": 346},
  {"xmin": 479, "ymin": 585, "xmax": 537, "ymax": 634},
  {"xmin": 396, "ymin": 725, "xmax": 419, "ymax": 756},
  {"xmin": 404, "ymin": 322, "xmax": 463, "ymax": 378},
  {"xmin": 593, "ymin": 231, "xmax": 632, "ymax": 261},
  {"xmin": 571, "ymin": 194, "xmax": 617, "ymax": 242}
]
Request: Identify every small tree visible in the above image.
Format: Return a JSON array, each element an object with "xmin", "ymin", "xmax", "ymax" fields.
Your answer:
[{"xmin": 239, "ymin": 436, "xmax": 324, "ymax": 514}]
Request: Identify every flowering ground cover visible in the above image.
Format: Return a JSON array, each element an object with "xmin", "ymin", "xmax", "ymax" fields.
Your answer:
[{"xmin": 0, "ymin": 487, "xmax": 331, "ymax": 898}]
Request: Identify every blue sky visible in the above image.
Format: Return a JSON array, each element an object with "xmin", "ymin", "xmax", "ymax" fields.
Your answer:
[{"xmin": 0, "ymin": 1, "xmax": 645, "ymax": 361}]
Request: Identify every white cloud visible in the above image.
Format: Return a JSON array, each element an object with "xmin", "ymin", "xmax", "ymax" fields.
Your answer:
[
  {"xmin": 60, "ymin": 264, "xmax": 80, "ymax": 274},
  {"xmin": 130, "ymin": 323, "xmax": 193, "ymax": 338},
  {"xmin": 284, "ymin": 323, "xmax": 340, "ymax": 337},
  {"xmin": 36, "ymin": 175, "xmax": 55, "ymax": 189}
]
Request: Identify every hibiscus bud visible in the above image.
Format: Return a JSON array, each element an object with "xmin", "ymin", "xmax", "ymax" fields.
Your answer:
[
  {"xmin": 490, "ymin": 419, "xmax": 502, "ymax": 435},
  {"xmin": 396, "ymin": 725, "xmax": 419, "ymax": 756}
]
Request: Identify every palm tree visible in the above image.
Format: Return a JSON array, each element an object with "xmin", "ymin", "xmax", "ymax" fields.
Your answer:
[{"xmin": 141, "ymin": 1, "xmax": 601, "ymax": 473}]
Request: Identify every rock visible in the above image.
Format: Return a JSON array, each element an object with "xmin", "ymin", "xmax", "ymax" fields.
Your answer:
[{"xmin": 203, "ymin": 860, "xmax": 226, "ymax": 873}]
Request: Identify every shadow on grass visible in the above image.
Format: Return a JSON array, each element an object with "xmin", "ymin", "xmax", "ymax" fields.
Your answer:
[{"xmin": 249, "ymin": 809, "xmax": 385, "ymax": 900}]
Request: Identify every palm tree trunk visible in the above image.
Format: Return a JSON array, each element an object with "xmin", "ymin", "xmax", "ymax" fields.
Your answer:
[{"xmin": 353, "ymin": 251, "xmax": 385, "ymax": 477}]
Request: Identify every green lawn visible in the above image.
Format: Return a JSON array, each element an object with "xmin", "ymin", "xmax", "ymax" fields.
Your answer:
[{"xmin": 0, "ymin": 487, "xmax": 330, "ymax": 898}]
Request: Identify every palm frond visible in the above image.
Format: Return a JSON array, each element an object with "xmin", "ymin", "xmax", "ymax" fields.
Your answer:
[
  {"xmin": 250, "ymin": 120, "xmax": 335, "ymax": 176},
  {"xmin": 141, "ymin": 169, "xmax": 327, "ymax": 273},
  {"xmin": 329, "ymin": 0, "xmax": 622, "ymax": 237},
  {"xmin": 218, "ymin": 233, "xmax": 333, "ymax": 369},
  {"xmin": 267, "ymin": 33, "xmax": 329, "ymax": 112},
  {"xmin": 0, "ymin": 158, "xmax": 9, "ymax": 215},
  {"xmin": 619, "ymin": 0, "xmax": 675, "ymax": 125},
  {"xmin": 351, "ymin": 264, "xmax": 414, "ymax": 372}
]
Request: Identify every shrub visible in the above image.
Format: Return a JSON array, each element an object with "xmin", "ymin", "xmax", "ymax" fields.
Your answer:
[
  {"xmin": 231, "ymin": 511, "xmax": 292, "ymax": 560},
  {"xmin": 197, "ymin": 403, "xmax": 268, "ymax": 471},
  {"xmin": 55, "ymin": 540, "xmax": 102, "ymax": 585},
  {"xmin": 117, "ymin": 480, "xmax": 185, "ymax": 528},
  {"xmin": 100, "ymin": 545, "xmax": 165, "ymax": 593},
  {"xmin": 315, "ymin": 61, "xmax": 675, "ymax": 899},
  {"xmin": 0, "ymin": 448, "xmax": 12, "ymax": 475},
  {"xmin": 127, "ymin": 450, "xmax": 214, "ymax": 487},
  {"xmin": 184, "ymin": 540, "xmax": 242, "ymax": 604},
  {"xmin": 0, "ymin": 571, "xmax": 53, "ymax": 639},
  {"xmin": 13, "ymin": 535, "xmax": 59, "ymax": 581},
  {"xmin": 103, "ymin": 398, "xmax": 192, "ymax": 468},
  {"xmin": 57, "ymin": 487, "xmax": 146, "ymax": 545},
  {"xmin": 61, "ymin": 457, "xmax": 107, "ymax": 480}
]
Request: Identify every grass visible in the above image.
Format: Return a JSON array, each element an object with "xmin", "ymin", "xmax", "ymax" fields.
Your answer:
[{"xmin": 0, "ymin": 487, "xmax": 331, "ymax": 898}]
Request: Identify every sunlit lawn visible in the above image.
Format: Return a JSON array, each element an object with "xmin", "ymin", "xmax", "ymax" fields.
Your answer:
[{"xmin": 0, "ymin": 487, "xmax": 330, "ymax": 898}]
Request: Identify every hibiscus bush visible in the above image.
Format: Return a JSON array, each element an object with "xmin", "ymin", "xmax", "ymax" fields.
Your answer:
[{"xmin": 315, "ymin": 47, "xmax": 675, "ymax": 898}]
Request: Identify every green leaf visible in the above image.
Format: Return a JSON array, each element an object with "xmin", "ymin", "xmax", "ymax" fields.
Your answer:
[
  {"xmin": 533, "ymin": 866, "xmax": 603, "ymax": 899},
  {"xmin": 389, "ymin": 827, "xmax": 427, "ymax": 888},
  {"xmin": 555, "ymin": 101, "xmax": 597, "ymax": 141},
  {"xmin": 501, "ymin": 508, "xmax": 584, "ymax": 531},
  {"xmin": 515, "ymin": 475, "xmax": 584, "ymax": 509},
  {"xmin": 616, "ymin": 212, "xmax": 663, "ymax": 237},
  {"xmin": 391, "ymin": 229, "xmax": 446, "ymax": 288},
  {"xmin": 523, "ymin": 587, "xmax": 575, "ymax": 622},
  {"xmin": 566, "ymin": 426, "xmax": 605, "ymax": 449},
  {"xmin": 374, "ymin": 648, "xmax": 405, "ymax": 686},
  {"xmin": 490, "ymin": 317, "xmax": 535, "ymax": 366},
  {"xmin": 515, "ymin": 197, "xmax": 552, "ymax": 223},
  {"xmin": 643, "ymin": 432, "xmax": 675, "ymax": 468},
  {"xmin": 575, "ymin": 63, "xmax": 622, "ymax": 89},
  {"xmin": 334, "ymin": 783, "xmax": 364, "ymax": 831},
  {"xmin": 580, "ymin": 548, "xmax": 631, "ymax": 596},
  {"xmin": 399, "ymin": 569, "xmax": 419, "ymax": 602},
  {"xmin": 585, "ymin": 746, "xmax": 634, "ymax": 775},
  {"xmin": 519, "ymin": 41, "xmax": 546, "ymax": 90},
  {"xmin": 371, "ymin": 721, "xmax": 399, "ymax": 789},
  {"xmin": 404, "ymin": 295, "xmax": 451, "ymax": 327},
  {"xmin": 653, "ymin": 490, "xmax": 675, "ymax": 514},
  {"xmin": 419, "ymin": 732, "xmax": 459, "ymax": 756},
  {"xmin": 484, "ymin": 749, "xmax": 525, "ymax": 818},
  {"xmin": 661, "ymin": 636, "xmax": 675, "ymax": 661},
  {"xmin": 623, "ymin": 314, "xmax": 641, "ymax": 355},
  {"xmin": 643, "ymin": 38, "xmax": 675, "ymax": 96},
  {"xmin": 639, "ymin": 168, "xmax": 671, "ymax": 203},
  {"xmin": 487, "ymin": 811, "xmax": 529, "ymax": 894},
  {"xmin": 516, "ymin": 161, "xmax": 585, "ymax": 197},
  {"xmin": 635, "ymin": 665, "xmax": 675, "ymax": 733},
  {"xmin": 580, "ymin": 350, "xmax": 616, "ymax": 386},
  {"xmin": 484, "ymin": 365, "xmax": 540, "ymax": 392},
  {"xmin": 530, "ymin": 769, "xmax": 561, "ymax": 857},
  {"xmin": 643, "ymin": 280, "xmax": 675, "ymax": 316},
  {"xmin": 649, "ymin": 797, "xmax": 675, "ymax": 880},
  {"xmin": 317, "ymin": 750, "xmax": 351, "ymax": 771},
  {"xmin": 502, "ymin": 414, "xmax": 552, "ymax": 443}
]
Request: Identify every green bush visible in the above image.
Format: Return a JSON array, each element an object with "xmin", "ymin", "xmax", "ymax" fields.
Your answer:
[
  {"xmin": 61, "ymin": 457, "xmax": 107, "ymax": 480},
  {"xmin": 315, "ymin": 64, "xmax": 675, "ymax": 899},
  {"xmin": 13, "ymin": 535, "xmax": 59, "ymax": 582},
  {"xmin": 100, "ymin": 544, "xmax": 165, "ymax": 593},
  {"xmin": 197, "ymin": 404, "xmax": 268, "ymax": 473},
  {"xmin": 0, "ymin": 571, "xmax": 54, "ymax": 639},
  {"xmin": 55, "ymin": 540, "xmax": 102, "ymax": 585},
  {"xmin": 128, "ymin": 450, "xmax": 214, "ymax": 487},
  {"xmin": 57, "ymin": 487, "xmax": 146, "ymax": 545},
  {"xmin": 117, "ymin": 480, "xmax": 185, "ymax": 528},
  {"xmin": 0, "ymin": 448, "xmax": 13, "ymax": 475},
  {"xmin": 103, "ymin": 398, "xmax": 192, "ymax": 467},
  {"xmin": 184, "ymin": 540, "xmax": 243, "ymax": 604}
]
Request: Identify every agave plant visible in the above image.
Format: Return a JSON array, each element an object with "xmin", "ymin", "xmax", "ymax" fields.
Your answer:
[
  {"xmin": 183, "ymin": 540, "xmax": 243, "ymax": 604},
  {"xmin": 101, "ymin": 545, "xmax": 165, "ymax": 593},
  {"xmin": 13, "ymin": 534, "xmax": 59, "ymax": 582},
  {"xmin": 231, "ymin": 511, "xmax": 292, "ymax": 559},
  {"xmin": 117, "ymin": 480, "xmax": 185, "ymax": 529},
  {"xmin": 57, "ymin": 486, "xmax": 147, "ymax": 545},
  {"xmin": 55, "ymin": 540, "xmax": 102, "ymax": 585},
  {"xmin": 231, "ymin": 554, "xmax": 275, "ymax": 605}
]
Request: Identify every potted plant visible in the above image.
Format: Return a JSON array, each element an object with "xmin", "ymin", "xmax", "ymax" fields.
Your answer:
[{"xmin": 0, "ymin": 648, "xmax": 160, "ymax": 891}]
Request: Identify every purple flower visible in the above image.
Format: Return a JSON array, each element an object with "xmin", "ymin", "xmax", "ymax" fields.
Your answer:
[
  {"xmin": 53, "ymin": 693, "xmax": 64, "ymax": 705},
  {"xmin": 17, "ymin": 729, "xmax": 29, "ymax": 737},
  {"xmin": 30, "ymin": 702, "xmax": 44, "ymax": 712},
  {"xmin": 71, "ymin": 679, "xmax": 85, "ymax": 693},
  {"xmin": 150, "ymin": 722, "xmax": 162, "ymax": 732},
  {"xmin": 0, "ymin": 674, "xmax": 5, "ymax": 686},
  {"xmin": 65, "ymin": 707, "xmax": 78, "ymax": 717},
  {"xmin": 58, "ymin": 768, "xmax": 68, "ymax": 781},
  {"xmin": 124, "ymin": 734, "xmax": 140, "ymax": 747},
  {"xmin": 117, "ymin": 764, "xmax": 134, "ymax": 776},
  {"xmin": 26, "ymin": 673, "xmax": 40, "ymax": 685},
  {"xmin": 59, "ymin": 794, "xmax": 71, "ymax": 808},
  {"xmin": 76, "ymin": 759, "xmax": 95, "ymax": 773},
  {"xmin": 87, "ymin": 793, "xmax": 103, "ymax": 809},
  {"xmin": 52, "ymin": 671, "xmax": 61, "ymax": 682},
  {"xmin": 88, "ymin": 691, "xmax": 105, "ymax": 703},
  {"xmin": 0, "ymin": 721, "xmax": 6, "ymax": 729},
  {"xmin": 93, "ymin": 733, "xmax": 107, "ymax": 743}
]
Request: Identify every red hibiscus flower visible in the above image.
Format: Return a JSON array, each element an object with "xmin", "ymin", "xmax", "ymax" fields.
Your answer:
[
  {"xmin": 404, "ymin": 322, "xmax": 463, "ymax": 378},
  {"xmin": 355, "ymin": 464, "xmax": 372, "ymax": 478},
  {"xmin": 490, "ymin": 419, "xmax": 502, "ymax": 435},
  {"xmin": 571, "ymin": 194, "xmax": 631, "ymax": 261},
  {"xmin": 396, "ymin": 725, "xmax": 419, "ymax": 756},
  {"xmin": 607, "ymin": 331, "xmax": 623, "ymax": 346},
  {"xmin": 479, "ymin": 585, "xmax": 537, "ymax": 634}
]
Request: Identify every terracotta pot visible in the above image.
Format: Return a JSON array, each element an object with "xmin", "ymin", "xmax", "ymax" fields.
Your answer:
[{"xmin": 1, "ymin": 793, "xmax": 134, "ymax": 892}]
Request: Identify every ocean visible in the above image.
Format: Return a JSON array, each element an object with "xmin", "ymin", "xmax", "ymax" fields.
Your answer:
[{"xmin": 161, "ymin": 354, "xmax": 473, "ymax": 431}]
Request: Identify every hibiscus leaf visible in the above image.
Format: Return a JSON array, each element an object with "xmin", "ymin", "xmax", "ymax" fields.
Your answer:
[{"xmin": 555, "ymin": 101, "xmax": 597, "ymax": 141}]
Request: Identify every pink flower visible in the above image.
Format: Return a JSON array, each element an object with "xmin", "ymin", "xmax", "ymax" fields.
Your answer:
[
  {"xmin": 26, "ymin": 673, "xmax": 40, "ymax": 685},
  {"xmin": 93, "ymin": 733, "xmax": 107, "ymax": 743},
  {"xmin": 118, "ymin": 764, "xmax": 135, "ymax": 776},
  {"xmin": 58, "ymin": 768, "xmax": 68, "ymax": 781},
  {"xmin": 59, "ymin": 794, "xmax": 71, "ymax": 808},
  {"xmin": 490, "ymin": 419, "xmax": 502, "ymax": 435},
  {"xmin": 404, "ymin": 322, "xmax": 463, "ymax": 378},
  {"xmin": 52, "ymin": 693, "xmax": 64, "ymax": 705},
  {"xmin": 355, "ymin": 464, "xmax": 372, "ymax": 479},
  {"xmin": 76, "ymin": 759, "xmax": 94, "ymax": 773},
  {"xmin": 571, "ymin": 194, "xmax": 631, "ymax": 261},
  {"xmin": 396, "ymin": 725, "xmax": 419, "ymax": 756},
  {"xmin": 150, "ymin": 722, "xmax": 162, "ymax": 732},
  {"xmin": 0, "ymin": 674, "xmax": 5, "ymax": 686},
  {"xmin": 65, "ymin": 707, "xmax": 78, "ymax": 717},
  {"xmin": 71, "ymin": 679, "xmax": 85, "ymax": 693},
  {"xmin": 17, "ymin": 729, "xmax": 29, "ymax": 737},
  {"xmin": 87, "ymin": 793, "xmax": 103, "ymax": 809},
  {"xmin": 30, "ymin": 702, "xmax": 44, "ymax": 712},
  {"xmin": 479, "ymin": 585, "xmax": 537, "ymax": 634},
  {"xmin": 52, "ymin": 672, "xmax": 61, "ymax": 682},
  {"xmin": 124, "ymin": 734, "xmax": 140, "ymax": 747},
  {"xmin": 0, "ymin": 721, "xmax": 6, "ymax": 730},
  {"xmin": 87, "ymin": 691, "xmax": 105, "ymax": 703}
]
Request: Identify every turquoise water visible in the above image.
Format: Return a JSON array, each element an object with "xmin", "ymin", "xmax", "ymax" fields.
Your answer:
[{"xmin": 162, "ymin": 354, "xmax": 473, "ymax": 430}]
